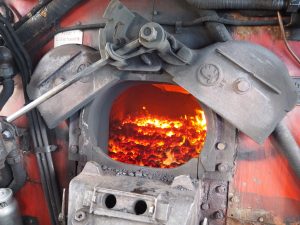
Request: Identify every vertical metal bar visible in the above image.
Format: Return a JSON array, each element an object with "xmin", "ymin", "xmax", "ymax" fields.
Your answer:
[{"xmin": 28, "ymin": 112, "xmax": 57, "ymax": 225}]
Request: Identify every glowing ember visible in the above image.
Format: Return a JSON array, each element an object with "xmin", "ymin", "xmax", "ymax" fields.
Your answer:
[{"xmin": 108, "ymin": 107, "xmax": 207, "ymax": 168}]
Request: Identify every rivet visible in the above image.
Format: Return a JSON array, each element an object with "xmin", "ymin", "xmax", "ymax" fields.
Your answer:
[
  {"xmin": 216, "ymin": 142, "xmax": 226, "ymax": 150},
  {"xmin": 235, "ymin": 79, "xmax": 251, "ymax": 93},
  {"xmin": 214, "ymin": 210, "xmax": 224, "ymax": 219},
  {"xmin": 70, "ymin": 145, "xmax": 78, "ymax": 153},
  {"xmin": 258, "ymin": 217, "xmax": 264, "ymax": 222},
  {"xmin": 217, "ymin": 163, "xmax": 227, "ymax": 172},
  {"xmin": 201, "ymin": 203, "xmax": 209, "ymax": 210},
  {"xmin": 215, "ymin": 185, "xmax": 226, "ymax": 194},
  {"xmin": 230, "ymin": 196, "xmax": 239, "ymax": 203}
]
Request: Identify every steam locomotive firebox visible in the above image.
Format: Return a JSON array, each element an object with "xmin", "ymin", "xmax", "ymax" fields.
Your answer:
[
  {"xmin": 75, "ymin": 78, "xmax": 237, "ymax": 180},
  {"xmin": 107, "ymin": 83, "xmax": 207, "ymax": 169},
  {"xmin": 0, "ymin": 0, "xmax": 299, "ymax": 224},
  {"xmin": 67, "ymin": 77, "xmax": 237, "ymax": 224}
]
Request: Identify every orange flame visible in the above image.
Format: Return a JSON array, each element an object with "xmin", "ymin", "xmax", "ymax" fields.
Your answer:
[{"xmin": 108, "ymin": 108, "xmax": 207, "ymax": 168}]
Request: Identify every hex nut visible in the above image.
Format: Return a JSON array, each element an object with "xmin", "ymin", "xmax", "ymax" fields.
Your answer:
[{"xmin": 140, "ymin": 26, "xmax": 158, "ymax": 42}]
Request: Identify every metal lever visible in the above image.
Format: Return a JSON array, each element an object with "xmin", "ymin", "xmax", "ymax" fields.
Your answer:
[
  {"xmin": 6, "ymin": 57, "xmax": 109, "ymax": 123},
  {"xmin": 6, "ymin": 39, "xmax": 143, "ymax": 123},
  {"xmin": 7, "ymin": 22, "xmax": 192, "ymax": 122}
]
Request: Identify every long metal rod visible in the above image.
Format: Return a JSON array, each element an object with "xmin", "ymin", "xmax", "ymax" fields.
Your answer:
[
  {"xmin": 28, "ymin": 111, "xmax": 58, "ymax": 225},
  {"xmin": 6, "ymin": 58, "xmax": 109, "ymax": 122},
  {"xmin": 6, "ymin": 38, "xmax": 143, "ymax": 123}
]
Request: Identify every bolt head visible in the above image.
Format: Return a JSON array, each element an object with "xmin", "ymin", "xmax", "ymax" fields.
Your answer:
[
  {"xmin": 235, "ymin": 79, "xmax": 251, "ymax": 93},
  {"xmin": 258, "ymin": 217, "xmax": 264, "ymax": 222},
  {"xmin": 217, "ymin": 163, "xmax": 227, "ymax": 172},
  {"xmin": 201, "ymin": 203, "xmax": 209, "ymax": 210},
  {"xmin": 216, "ymin": 142, "xmax": 226, "ymax": 150},
  {"xmin": 2, "ymin": 130, "xmax": 12, "ymax": 140},
  {"xmin": 214, "ymin": 210, "xmax": 224, "ymax": 219},
  {"xmin": 70, "ymin": 145, "xmax": 78, "ymax": 153},
  {"xmin": 140, "ymin": 26, "xmax": 158, "ymax": 42},
  {"xmin": 230, "ymin": 196, "xmax": 239, "ymax": 203},
  {"xmin": 216, "ymin": 185, "xmax": 226, "ymax": 194}
]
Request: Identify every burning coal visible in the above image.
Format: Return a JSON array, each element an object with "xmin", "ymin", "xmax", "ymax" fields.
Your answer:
[{"xmin": 108, "ymin": 84, "xmax": 207, "ymax": 168}]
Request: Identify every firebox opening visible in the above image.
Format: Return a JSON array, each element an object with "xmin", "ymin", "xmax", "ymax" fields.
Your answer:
[{"xmin": 108, "ymin": 83, "xmax": 207, "ymax": 169}]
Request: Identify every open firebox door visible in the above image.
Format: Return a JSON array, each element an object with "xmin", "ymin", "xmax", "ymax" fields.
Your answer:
[{"xmin": 0, "ymin": 0, "xmax": 299, "ymax": 225}]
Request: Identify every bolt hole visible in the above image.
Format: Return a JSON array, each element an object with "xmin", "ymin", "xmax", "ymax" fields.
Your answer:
[
  {"xmin": 143, "ymin": 27, "xmax": 152, "ymax": 36},
  {"xmin": 134, "ymin": 200, "xmax": 147, "ymax": 215},
  {"xmin": 104, "ymin": 194, "xmax": 117, "ymax": 209}
]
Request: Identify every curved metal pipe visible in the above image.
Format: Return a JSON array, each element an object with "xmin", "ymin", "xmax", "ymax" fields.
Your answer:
[
  {"xmin": 272, "ymin": 120, "xmax": 300, "ymax": 178},
  {"xmin": 186, "ymin": 0, "xmax": 286, "ymax": 10},
  {"xmin": 6, "ymin": 149, "xmax": 26, "ymax": 193}
]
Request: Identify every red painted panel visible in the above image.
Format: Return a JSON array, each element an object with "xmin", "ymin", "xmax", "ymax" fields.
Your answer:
[{"xmin": 233, "ymin": 26, "xmax": 300, "ymax": 222}]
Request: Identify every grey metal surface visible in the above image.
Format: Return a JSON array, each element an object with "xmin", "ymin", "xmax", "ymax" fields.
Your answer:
[
  {"xmin": 23, "ymin": 0, "xmax": 297, "ymax": 145},
  {"xmin": 165, "ymin": 41, "xmax": 298, "ymax": 143},
  {"xmin": 68, "ymin": 161, "xmax": 202, "ymax": 225},
  {"xmin": 7, "ymin": 48, "xmax": 109, "ymax": 123},
  {"xmin": 101, "ymin": 0, "xmax": 297, "ymax": 145},
  {"xmin": 0, "ymin": 188, "xmax": 23, "ymax": 225},
  {"xmin": 199, "ymin": 180, "xmax": 228, "ymax": 224}
]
